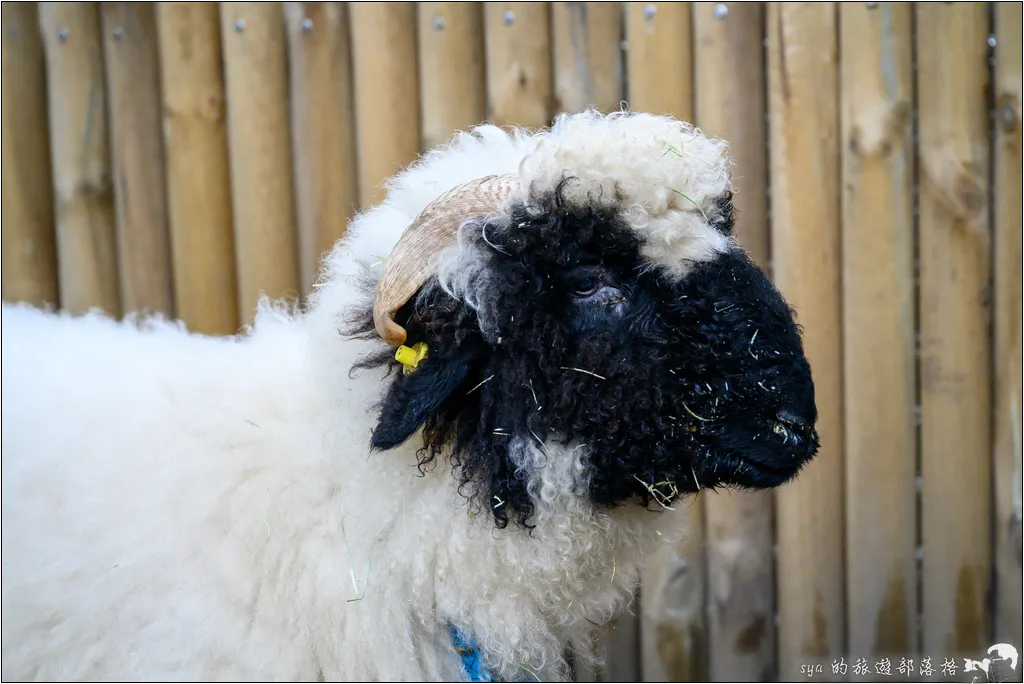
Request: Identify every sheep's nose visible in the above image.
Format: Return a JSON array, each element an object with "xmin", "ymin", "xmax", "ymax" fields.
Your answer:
[
  {"xmin": 776, "ymin": 408, "xmax": 810, "ymax": 432},
  {"xmin": 776, "ymin": 407, "xmax": 818, "ymax": 458}
]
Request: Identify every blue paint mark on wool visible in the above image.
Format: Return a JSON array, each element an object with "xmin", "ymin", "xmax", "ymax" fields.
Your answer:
[{"xmin": 450, "ymin": 624, "xmax": 496, "ymax": 682}]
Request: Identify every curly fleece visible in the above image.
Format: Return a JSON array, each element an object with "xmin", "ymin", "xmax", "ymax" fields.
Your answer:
[{"xmin": 1, "ymin": 110, "xmax": 817, "ymax": 681}]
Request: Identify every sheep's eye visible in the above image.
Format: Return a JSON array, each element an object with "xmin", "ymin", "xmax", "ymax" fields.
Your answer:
[
  {"xmin": 573, "ymin": 276, "xmax": 601, "ymax": 298},
  {"xmin": 566, "ymin": 268, "xmax": 625, "ymax": 311}
]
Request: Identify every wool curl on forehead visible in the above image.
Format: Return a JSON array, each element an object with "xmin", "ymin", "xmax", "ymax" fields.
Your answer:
[{"xmin": 512, "ymin": 109, "xmax": 735, "ymax": 279}]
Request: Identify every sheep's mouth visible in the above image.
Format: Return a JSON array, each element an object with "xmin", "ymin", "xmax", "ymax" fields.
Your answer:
[
  {"xmin": 729, "ymin": 453, "xmax": 800, "ymax": 487},
  {"xmin": 726, "ymin": 431, "xmax": 819, "ymax": 488}
]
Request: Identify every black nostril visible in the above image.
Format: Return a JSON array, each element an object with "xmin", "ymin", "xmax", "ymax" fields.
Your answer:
[{"xmin": 776, "ymin": 408, "xmax": 807, "ymax": 428}]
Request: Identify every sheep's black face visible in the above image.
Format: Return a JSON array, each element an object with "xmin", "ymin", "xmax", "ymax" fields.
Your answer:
[{"xmin": 360, "ymin": 189, "xmax": 818, "ymax": 527}]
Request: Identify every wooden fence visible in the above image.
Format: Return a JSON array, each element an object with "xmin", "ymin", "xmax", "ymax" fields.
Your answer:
[{"xmin": 1, "ymin": 2, "xmax": 1021, "ymax": 681}]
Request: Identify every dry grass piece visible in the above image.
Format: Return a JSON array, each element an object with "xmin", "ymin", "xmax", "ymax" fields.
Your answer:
[
  {"xmin": 632, "ymin": 475, "xmax": 679, "ymax": 510},
  {"xmin": 559, "ymin": 367, "xmax": 607, "ymax": 381}
]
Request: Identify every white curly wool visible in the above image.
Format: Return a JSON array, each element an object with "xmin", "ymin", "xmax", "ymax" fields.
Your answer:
[
  {"xmin": 517, "ymin": 110, "xmax": 733, "ymax": 277},
  {"xmin": 0, "ymin": 110, "xmax": 723, "ymax": 681}
]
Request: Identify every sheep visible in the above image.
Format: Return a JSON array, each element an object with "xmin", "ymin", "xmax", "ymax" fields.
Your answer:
[{"xmin": 0, "ymin": 109, "xmax": 819, "ymax": 682}]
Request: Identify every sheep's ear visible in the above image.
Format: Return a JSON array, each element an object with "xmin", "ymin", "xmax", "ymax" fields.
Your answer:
[
  {"xmin": 369, "ymin": 348, "xmax": 475, "ymax": 451},
  {"xmin": 710, "ymin": 191, "xmax": 735, "ymax": 235}
]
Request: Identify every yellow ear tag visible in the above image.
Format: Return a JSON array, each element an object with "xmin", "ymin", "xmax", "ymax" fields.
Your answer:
[{"xmin": 395, "ymin": 342, "xmax": 429, "ymax": 374}]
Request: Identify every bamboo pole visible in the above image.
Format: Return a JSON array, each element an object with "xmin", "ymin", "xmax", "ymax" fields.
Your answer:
[
  {"xmin": 101, "ymin": 2, "xmax": 174, "ymax": 317},
  {"xmin": 38, "ymin": 2, "xmax": 121, "ymax": 316},
  {"xmin": 767, "ymin": 4, "xmax": 845, "ymax": 677},
  {"xmin": 916, "ymin": 3, "xmax": 993, "ymax": 657},
  {"xmin": 349, "ymin": 2, "xmax": 421, "ymax": 208},
  {"xmin": 417, "ymin": 2, "xmax": 485, "ymax": 150},
  {"xmin": 484, "ymin": 2, "xmax": 552, "ymax": 129},
  {"xmin": 625, "ymin": 2, "xmax": 692, "ymax": 119},
  {"xmin": 285, "ymin": 2, "xmax": 359, "ymax": 294},
  {"xmin": 551, "ymin": 2, "xmax": 623, "ymax": 114},
  {"xmin": 2, "ymin": 2, "xmax": 59, "ymax": 307},
  {"xmin": 220, "ymin": 2, "xmax": 300, "ymax": 323},
  {"xmin": 692, "ymin": 3, "xmax": 774, "ymax": 680},
  {"xmin": 992, "ymin": 1, "xmax": 1023, "ymax": 652},
  {"xmin": 156, "ymin": 2, "xmax": 239, "ymax": 335}
]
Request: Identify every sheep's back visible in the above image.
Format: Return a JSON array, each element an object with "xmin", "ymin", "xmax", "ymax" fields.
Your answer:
[{"xmin": 0, "ymin": 302, "xmax": 338, "ymax": 680}]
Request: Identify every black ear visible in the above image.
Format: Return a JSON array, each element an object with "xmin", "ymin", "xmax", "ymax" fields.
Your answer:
[
  {"xmin": 711, "ymin": 190, "xmax": 735, "ymax": 235},
  {"xmin": 369, "ymin": 347, "xmax": 477, "ymax": 451}
]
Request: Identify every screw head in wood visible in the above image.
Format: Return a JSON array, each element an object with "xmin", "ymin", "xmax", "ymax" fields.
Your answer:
[
  {"xmin": 1002, "ymin": 104, "xmax": 1017, "ymax": 128},
  {"xmin": 643, "ymin": 4, "xmax": 657, "ymax": 20},
  {"xmin": 713, "ymin": 4, "xmax": 728, "ymax": 19},
  {"xmin": 112, "ymin": 25, "xmax": 124, "ymax": 40},
  {"xmin": 58, "ymin": 27, "xmax": 69, "ymax": 42},
  {"xmin": 987, "ymin": 34, "xmax": 997, "ymax": 47},
  {"xmin": 502, "ymin": 10, "xmax": 515, "ymax": 25},
  {"xmin": 301, "ymin": 18, "xmax": 313, "ymax": 33},
  {"xmin": 234, "ymin": 19, "xmax": 245, "ymax": 33},
  {"xmin": 866, "ymin": 2, "xmax": 878, "ymax": 8},
  {"xmin": 432, "ymin": 15, "xmax": 446, "ymax": 31}
]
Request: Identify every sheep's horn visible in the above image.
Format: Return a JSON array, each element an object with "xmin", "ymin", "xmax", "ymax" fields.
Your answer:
[{"xmin": 373, "ymin": 174, "xmax": 519, "ymax": 346}]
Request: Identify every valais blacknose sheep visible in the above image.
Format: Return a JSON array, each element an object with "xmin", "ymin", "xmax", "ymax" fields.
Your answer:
[{"xmin": 1, "ymin": 110, "xmax": 819, "ymax": 681}]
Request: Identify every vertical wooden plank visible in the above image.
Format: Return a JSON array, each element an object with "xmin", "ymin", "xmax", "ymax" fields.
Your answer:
[
  {"xmin": 693, "ymin": 4, "xmax": 774, "ymax": 681},
  {"xmin": 2, "ymin": 2, "xmax": 59, "ymax": 307},
  {"xmin": 626, "ymin": 3, "xmax": 703, "ymax": 680},
  {"xmin": 285, "ymin": 2, "xmax": 359, "ymax": 295},
  {"xmin": 156, "ymin": 2, "xmax": 239, "ymax": 336},
  {"xmin": 640, "ymin": 502, "xmax": 707, "ymax": 682},
  {"xmin": 349, "ymin": 2, "xmax": 420, "ymax": 207},
  {"xmin": 551, "ymin": 2, "xmax": 623, "ymax": 114},
  {"xmin": 417, "ymin": 2, "xmax": 485, "ymax": 149},
  {"xmin": 220, "ymin": 2, "xmax": 300, "ymax": 323},
  {"xmin": 693, "ymin": 2, "xmax": 767, "ymax": 264},
  {"xmin": 596, "ymin": 611, "xmax": 641, "ymax": 682},
  {"xmin": 624, "ymin": 2, "xmax": 692, "ymax": 120},
  {"xmin": 484, "ymin": 2, "xmax": 552, "ymax": 129},
  {"xmin": 917, "ymin": 3, "xmax": 993, "ymax": 657},
  {"xmin": 38, "ymin": 2, "xmax": 121, "ymax": 316},
  {"xmin": 101, "ymin": 2, "xmax": 174, "ymax": 317},
  {"xmin": 767, "ymin": 4, "xmax": 845, "ymax": 678},
  {"xmin": 992, "ymin": 0, "xmax": 1023, "ymax": 652},
  {"xmin": 840, "ymin": 2, "xmax": 917, "ymax": 660}
]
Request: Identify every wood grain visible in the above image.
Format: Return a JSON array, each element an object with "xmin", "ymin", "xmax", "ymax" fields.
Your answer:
[
  {"xmin": 220, "ymin": 2, "xmax": 300, "ymax": 323},
  {"xmin": 767, "ymin": 3, "xmax": 845, "ymax": 677},
  {"xmin": 551, "ymin": 2, "xmax": 623, "ymax": 114},
  {"xmin": 627, "ymin": 3, "xmax": 704, "ymax": 680},
  {"xmin": 38, "ymin": 1, "xmax": 121, "ymax": 316},
  {"xmin": 625, "ymin": 2, "xmax": 692, "ymax": 120},
  {"xmin": 484, "ymin": 2, "xmax": 552, "ymax": 128},
  {"xmin": 840, "ymin": 1, "xmax": 917, "ymax": 659},
  {"xmin": 693, "ymin": 4, "xmax": 774, "ymax": 679},
  {"xmin": 156, "ymin": 2, "xmax": 239, "ymax": 335},
  {"xmin": 991, "ymin": 0, "xmax": 1022, "ymax": 654},
  {"xmin": 285, "ymin": 2, "xmax": 359, "ymax": 294},
  {"xmin": 349, "ymin": 2, "xmax": 421, "ymax": 207},
  {"xmin": 917, "ymin": 2, "xmax": 993, "ymax": 657},
  {"xmin": 417, "ymin": 2, "xmax": 485, "ymax": 149},
  {"xmin": 102, "ymin": 2, "xmax": 174, "ymax": 317},
  {"xmin": 640, "ymin": 502, "xmax": 707, "ymax": 682},
  {"xmin": 2, "ymin": 2, "xmax": 58, "ymax": 307}
]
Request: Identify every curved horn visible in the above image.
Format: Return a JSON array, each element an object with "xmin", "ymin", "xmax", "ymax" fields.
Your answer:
[{"xmin": 373, "ymin": 174, "xmax": 518, "ymax": 346}]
